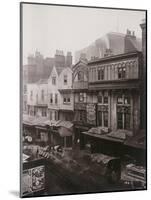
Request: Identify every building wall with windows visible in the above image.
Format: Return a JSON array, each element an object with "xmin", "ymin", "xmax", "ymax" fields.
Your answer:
[
  {"xmin": 72, "ymin": 60, "xmax": 97, "ymax": 127},
  {"xmin": 58, "ymin": 67, "xmax": 74, "ymax": 119},
  {"xmin": 48, "ymin": 66, "xmax": 61, "ymax": 120},
  {"xmin": 27, "ymin": 80, "xmax": 48, "ymax": 117},
  {"xmin": 88, "ymin": 51, "xmax": 142, "ymax": 134},
  {"xmin": 27, "ymin": 83, "xmax": 38, "ymax": 116}
]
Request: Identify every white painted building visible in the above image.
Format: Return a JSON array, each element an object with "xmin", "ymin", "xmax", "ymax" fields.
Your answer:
[
  {"xmin": 27, "ymin": 79, "xmax": 48, "ymax": 117},
  {"xmin": 58, "ymin": 67, "xmax": 74, "ymax": 121},
  {"xmin": 47, "ymin": 66, "xmax": 74, "ymax": 121}
]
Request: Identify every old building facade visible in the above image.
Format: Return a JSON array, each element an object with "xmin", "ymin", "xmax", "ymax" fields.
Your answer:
[
  {"xmin": 27, "ymin": 79, "xmax": 48, "ymax": 117},
  {"xmin": 88, "ymin": 51, "xmax": 143, "ymax": 134},
  {"xmin": 58, "ymin": 67, "xmax": 74, "ymax": 121}
]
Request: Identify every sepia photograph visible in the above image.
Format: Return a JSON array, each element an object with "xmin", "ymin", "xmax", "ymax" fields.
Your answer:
[{"xmin": 20, "ymin": 2, "xmax": 147, "ymax": 197}]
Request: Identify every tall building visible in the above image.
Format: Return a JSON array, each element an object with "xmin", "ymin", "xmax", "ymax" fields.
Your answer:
[{"xmin": 75, "ymin": 32, "xmax": 141, "ymax": 62}]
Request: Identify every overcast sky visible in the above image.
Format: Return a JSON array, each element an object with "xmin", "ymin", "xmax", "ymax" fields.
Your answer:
[{"xmin": 22, "ymin": 4, "xmax": 145, "ymax": 64}]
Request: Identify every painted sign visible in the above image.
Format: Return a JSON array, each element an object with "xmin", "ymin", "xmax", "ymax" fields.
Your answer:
[
  {"xmin": 22, "ymin": 165, "xmax": 45, "ymax": 196},
  {"xmin": 86, "ymin": 103, "xmax": 96, "ymax": 125}
]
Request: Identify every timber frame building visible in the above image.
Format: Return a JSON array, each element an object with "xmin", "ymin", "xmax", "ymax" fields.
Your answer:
[{"xmin": 88, "ymin": 51, "xmax": 143, "ymax": 134}]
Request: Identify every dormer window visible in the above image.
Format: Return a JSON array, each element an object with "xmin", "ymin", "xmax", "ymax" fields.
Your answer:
[{"xmin": 64, "ymin": 75, "xmax": 67, "ymax": 85}]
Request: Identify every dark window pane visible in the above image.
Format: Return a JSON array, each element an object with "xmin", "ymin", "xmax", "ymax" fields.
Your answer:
[
  {"xmin": 125, "ymin": 113, "xmax": 130, "ymax": 129},
  {"xmin": 98, "ymin": 111, "xmax": 102, "ymax": 126},
  {"xmin": 117, "ymin": 112, "xmax": 123, "ymax": 129},
  {"xmin": 98, "ymin": 95, "xmax": 102, "ymax": 103},
  {"xmin": 104, "ymin": 112, "xmax": 108, "ymax": 127},
  {"xmin": 104, "ymin": 96, "xmax": 108, "ymax": 104},
  {"xmin": 117, "ymin": 96, "xmax": 123, "ymax": 104}
]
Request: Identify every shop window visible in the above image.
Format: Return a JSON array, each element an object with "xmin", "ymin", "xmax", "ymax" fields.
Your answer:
[
  {"xmin": 98, "ymin": 68, "xmax": 104, "ymax": 80},
  {"xmin": 64, "ymin": 75, "xmax": 67, "ymax": 85},
  {"xmin": 52, "ymin": 76, "xmax": 56, "ymax": 85}
]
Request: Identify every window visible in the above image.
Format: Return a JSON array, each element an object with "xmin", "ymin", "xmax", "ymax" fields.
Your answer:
[
  {"xmin": 79, "ymin": 93, "xmax": 86, "ymax": 102},
  {"xmin": 55, "ymin": 93, "xmax": 58, "ymax": 104},
  {"xmin": 117, "ymin": 94, "xmax": 131, "ymax": 129},
  {"xmin": 41, "ymin": 90, "xmax": 44, "ymax": 101},
  {"xmin": 52, "ymin": 76, "xmax": 56, "ymax": 85},
  {"xmin": 118, "ymin": 65, "xmax": 126, "ymax": 79},
  {"xmin": 64, "ymin": 75, "xmax": 67, "ymax": 85},
  {"xmin": 98, "ymin": 68, "xmax": 104, "ymax": 80},
  {"xmin": 30, "ymin": 91, "xmax": 33, "ymax": 101},
  {"xmin": 36, "ymin": 94, "xmax": 38, "ymax": 103},
  {"xmin": 24, "ymin": 85, "xmax": 27, "ymax": 94},
  {"xmin": 50, "ymin": 111, "xmax": 52, "ymax": 120},
  {"xmin": 104, "ymin": 96, "xmax": 108, "ymax": 104},
  {"xmin": 97, "ymin": 91, "xmax": 108, "ymax": 127},
  {"xmin": 67, "ymin": 97, "xmax": 70, "ymax": 103},
  {"xmin": 77, "ymin": 71, "xmax": 84, "ymax": 81},
  {"xmin": 98, "ymin": 95, "xmax": 102, "ymax": 103},
  {"xmin": 50, "ymin": 93, "xmax": 53, "ymax": 104},
  {"xmin": 42, "ymin": 108, "xmax": 47, "ymax": 117},
  {"xmin": 63, "ymin": 94, "xmax": 71, "ymax": 104},
  {"xmin": 54, "ymin": 111, "xmax": 58, "ymax": 120},
  {"xmin": 98, "ymin": 92, "xmax": 108, "ymax": 104},
  {"xmin": 98, "ymin": 111, "xmax": 108, "ymax": 127}
]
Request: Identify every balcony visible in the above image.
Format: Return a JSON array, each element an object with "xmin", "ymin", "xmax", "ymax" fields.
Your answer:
[{"xmin": 73, "ymin": 81, "xmax": 88, "ymax": 90}]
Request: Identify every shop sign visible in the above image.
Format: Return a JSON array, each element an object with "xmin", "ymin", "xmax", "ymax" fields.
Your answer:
[
  {"xmin": 86, "ymin": 103, "xmax": 96, "ymax": 125},
  {"xmin": 75, "ymin": 103, "xmax": 86, "ymax": 110}
]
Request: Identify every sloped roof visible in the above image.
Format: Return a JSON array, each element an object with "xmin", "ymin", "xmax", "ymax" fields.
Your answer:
[
  {"xmin": 56, "ymin": 66, "xmax": 64, "ymax": 76},
  {"xmin": 36, "ymin": 79, "xmax": 48, "ymax": 84}
]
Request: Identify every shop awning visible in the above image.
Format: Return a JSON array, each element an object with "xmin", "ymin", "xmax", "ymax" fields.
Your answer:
[
  {"xmin": 58, "ymin": 126, "xmax": 73, "ymax": 137},
  {"xmin": 57, "ymin": 120, "xmax": 73, "ymax": 129},
  {"xmin": 23, "ymin": 114, "xmax": 36, "ymax": 126},
  {"xmin": 82, "ymin": 131, "xmax": 125, "ymax": 143},
  {"xmin": 23, "ymin": 114, "xmax": 49, "ymax": 127},
  {"xmin": 44, "ymin": 120, "xmax": 61, "ymax": 127}
]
